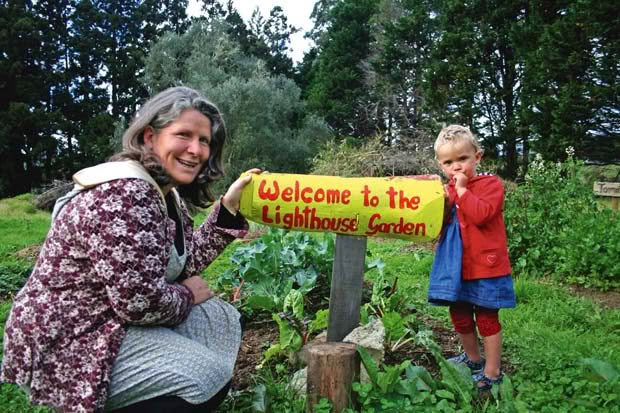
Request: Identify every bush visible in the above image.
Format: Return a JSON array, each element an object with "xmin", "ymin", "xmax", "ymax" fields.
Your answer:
[
  {"xmin": 311, "ymin": 135, "xmax": 440, "ymax": 178},
  {"xmin": 0, "ymin": 261, "xmax": 33, "ymax": 297},
  {"xmin": 505, "ymin": 148, "xmax": 620, "ymax": 290}
]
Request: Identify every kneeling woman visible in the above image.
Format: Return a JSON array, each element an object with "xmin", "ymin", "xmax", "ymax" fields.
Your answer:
[{"xmin": 1, "ymin": 87, "xmax": 260, "ymax": 412}]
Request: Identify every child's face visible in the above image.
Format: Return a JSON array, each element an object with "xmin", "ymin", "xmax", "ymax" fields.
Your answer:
[{"xmin": 436, "ymin": 140, "xmax": 482, "ymax": 181}]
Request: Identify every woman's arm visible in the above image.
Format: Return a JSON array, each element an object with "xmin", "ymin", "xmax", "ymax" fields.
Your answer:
[{"xmin": 186, "ymin": 172, "xmax": 258, "ymax": 273}]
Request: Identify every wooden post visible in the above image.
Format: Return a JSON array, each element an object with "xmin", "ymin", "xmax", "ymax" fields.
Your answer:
[
  {"xmin": 304, "ymin": 342, "xmax": 360, "ymax": 413},
  {"xmin": 327, "ymin": 234, "xmax": 367, "ymax": 342}
]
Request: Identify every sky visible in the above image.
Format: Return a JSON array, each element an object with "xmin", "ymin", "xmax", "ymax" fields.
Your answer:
[{"xmin": 186, "ymin": 0, "xmax": 315, "ymax": 63}]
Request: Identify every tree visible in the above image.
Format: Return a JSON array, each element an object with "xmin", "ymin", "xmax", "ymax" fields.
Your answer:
[
  {"xmin": 424, "ymin": 0, "xmax": 528, "ymax": 178},
  {"xmin": 246, "ymin": 6, "xmax": 298, "ymax": 78},
  {"xmin": 199, "ymin": 1, "xmax": 298, "ymax": 78},
  {"xmin": 367, "ymin": 0, "xmax": 439, "ymax": 141},
  {"xmin": 522, "ymin": 0, "xmax": 619, "ymax": 164},
  {"xmin": 142, "ymin": 20, "xmax": 332, "ymax": 194},
  {"xmin": 306, "ymin": 0, "xmax": 379, "ymax": 139},
  {"xmin": 0, "ymin": 0, "xmax": 60, "ymax": 196}
]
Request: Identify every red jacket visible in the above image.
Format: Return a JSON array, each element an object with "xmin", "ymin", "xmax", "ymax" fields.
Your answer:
[{"xmin": 447, "ymin": 174, "xmax": 512, "ymax": 280}]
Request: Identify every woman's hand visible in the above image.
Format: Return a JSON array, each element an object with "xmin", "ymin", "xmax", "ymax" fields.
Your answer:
[
  {"xmin": 182, "ymin": 276, "xmax": 214, "ymax": 304},
  {"xmin": 221, "ymin": 168, "xmax": 262, "ymax": 215}
]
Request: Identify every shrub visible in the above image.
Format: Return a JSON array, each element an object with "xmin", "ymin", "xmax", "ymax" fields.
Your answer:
[
  {"xmin": 0, "ymin": 261, "xmax": 33, "ymax": 297},
  {"xmin": 504, "ymin": 148, "xmax": 619, "ymax": 289},
  {"xmin": 311, "ymin": 135, "xmax": 440, "ymax": 178}
]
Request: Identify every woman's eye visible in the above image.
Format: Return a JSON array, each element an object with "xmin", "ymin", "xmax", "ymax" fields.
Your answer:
[{"xmin": 199, "ymin": 137, "xmax": 210, "ymax": 146}]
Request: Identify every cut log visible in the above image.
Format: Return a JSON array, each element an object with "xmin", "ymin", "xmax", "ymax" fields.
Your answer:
[
  {"xmin": 304, "ymin": 342, "xmax": 360, "ymax": 413},
  {"xmin": 34, "ymin": 181, "xmax": 74, "ymax": 211}
]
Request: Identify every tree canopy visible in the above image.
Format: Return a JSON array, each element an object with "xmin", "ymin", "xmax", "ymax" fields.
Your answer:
[{"xmin": 1, "ymin": 0, "xmax": 618, "ymax": 198}]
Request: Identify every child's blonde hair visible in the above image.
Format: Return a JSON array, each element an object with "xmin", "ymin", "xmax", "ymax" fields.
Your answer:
[{"xmin": 433, "ymin": 124, "xmax": 482, "ymax": 156}]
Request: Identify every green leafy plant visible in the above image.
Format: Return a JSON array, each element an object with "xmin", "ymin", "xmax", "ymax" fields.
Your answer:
[
  {"xmin": 345, "ymin": 332, "xmax": 522, "ymax": 412},
  {"xmin": 312, "ymin": 398, "xmax": 333, "ymax": 413},
  {"xmin": 361, "ymin": 259, "xmax": 421, "ymax": 351},
  {"xmin": 215, "ymin": 228, "xmax": 335, "ymax": 315},
  {"xmin": 347, "ymin": 343, "xmax": 475, "ymax": 412},
  {"xmin": 0, "ymin": 262, "xmax": 33, "ymax": 297},
  {"xmin": 261, "ymin": 296, "xmax": 329, "ymax": 367},
  {"xmin": 241, "ymin": 372, "xmax": 306, "ymax": 413},
  {"xmin": 505, "ymin": 149, "xmax": 619, "ymax": 289}
]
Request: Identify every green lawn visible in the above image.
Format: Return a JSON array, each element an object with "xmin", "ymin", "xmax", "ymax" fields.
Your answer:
[{"xmin": 1, "ymin": 196, "xmax": 619, "ymax": 412}]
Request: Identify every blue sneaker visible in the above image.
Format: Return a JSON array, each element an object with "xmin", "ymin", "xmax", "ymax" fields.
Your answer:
[
  {"xmin": 473, "ymin": 371, "xmax": 504, "ymax": 392},
  {"xmin": 447, "ymin": 353, "xmax": 485, "ymax": 374}
]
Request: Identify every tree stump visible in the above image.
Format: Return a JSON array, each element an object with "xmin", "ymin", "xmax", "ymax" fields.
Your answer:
[{"xmin": 303, "ymin": 342, "xmax": 360, "ymax": 413}]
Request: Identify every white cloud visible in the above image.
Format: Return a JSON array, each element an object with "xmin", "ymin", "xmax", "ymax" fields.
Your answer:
[{"xmin": 187, "ymin": 0, "xmax": 314, "ymax": 63}]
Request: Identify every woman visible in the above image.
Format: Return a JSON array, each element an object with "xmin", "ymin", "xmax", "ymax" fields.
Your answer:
[{"xmin": 1, "ymin": 87, "xmax": 258, "ymax": 412}]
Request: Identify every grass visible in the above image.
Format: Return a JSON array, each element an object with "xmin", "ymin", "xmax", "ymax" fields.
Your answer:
[
  {"xmin": 1, "ymin": 195, "xmax": 619, "ymax": 412},
  {"xmin": 0, "ymin": 194, "xmax": 50, "ymax": 257},
  {"xmin": 364, "ymin": 239, "xmax": 620, "ymax": 412}
]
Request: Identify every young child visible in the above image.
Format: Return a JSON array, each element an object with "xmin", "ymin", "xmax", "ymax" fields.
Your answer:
[{"xmin": 428, "ymin": 124, "xmax": 515, "ymax": 391}]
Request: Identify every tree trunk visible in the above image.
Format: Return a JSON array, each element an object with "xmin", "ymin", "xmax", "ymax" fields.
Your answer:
[{"xmin": 303, "ymin": 342, "xmax": 360, "ymax": 413}]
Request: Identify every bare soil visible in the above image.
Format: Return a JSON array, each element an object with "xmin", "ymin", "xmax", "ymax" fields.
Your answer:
[
  {"xmin": 231, "ymin": 311, "xmax": 517, "ymax": 392},
  {"xmin": 566, "ymin": 284, "xmax": 620, "ymax": 309}
]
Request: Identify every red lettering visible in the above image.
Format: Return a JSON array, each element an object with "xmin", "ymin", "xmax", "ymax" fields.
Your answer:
[
  {"xmin": 342, "ymin": 190, "xmax": 351, "ymax": 204},
  {"xmin": 361, "ymin": 185, "xmax": 372, "ymax": 206},
  {"xmin": 415, "ymin": 223, "xmax": 426, "ymax": 236},
  {"xmin": 283, "ymin": 213, "xmax": 293, "ymax": 229},
  {"xmin": 261, "ymin": 205, "xmax": 273, "ymax": 223},
  {"xmin": 282, "ymin": 187, "xmax": 293, "ymax": 202},
  {"xmin": 258, "ymin": 180, "xmax": 279, "ymax": 201},
  {"xmin": 366, "ymin": 213, "xmax": 382, "ymax": 235},
  {"xmin": 366, "ymin": 214, "xmax": 426, "ymax": 237},
  {"xmin": 315, "ymin": 188, "xmax": 325, "ymax": 202},
  {"xmin": 399, "ymin": 192, "xmax": 420, "ymax": 210},
  {"xmin": 301, "ymin": 187, "xmax": 313, "ymax": 203},
  {"xmin": 386, "ymin": 187, "xmax": 398, "ymax": 209},
  {"xmin": 326, "ymin": 189, "xmax": 340, "ymax": 203}
]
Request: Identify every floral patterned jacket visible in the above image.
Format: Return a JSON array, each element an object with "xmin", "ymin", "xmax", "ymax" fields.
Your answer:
[{"xmin": 1, "ymin": 178, "xmax": 248, "ymax": 412}]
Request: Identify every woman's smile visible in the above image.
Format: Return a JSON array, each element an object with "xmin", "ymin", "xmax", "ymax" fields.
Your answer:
[{"xmin": 143, "ymin": 108, "xmax": 213, "ymax": 189}]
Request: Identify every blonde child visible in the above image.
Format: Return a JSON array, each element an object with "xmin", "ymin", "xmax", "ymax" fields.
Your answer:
[{"xmin": 428, "ymin": 125, "xmax": 515, "ymax": 391}]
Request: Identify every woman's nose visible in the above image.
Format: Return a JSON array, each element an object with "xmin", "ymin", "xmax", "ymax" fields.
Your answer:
[{"xmin": 186, "ymin": 138, "xmax": 200, "ymax": 154}]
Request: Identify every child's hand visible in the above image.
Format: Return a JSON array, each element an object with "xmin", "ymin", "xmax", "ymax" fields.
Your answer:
[{"xmin": 453, "ymin": 173, "xmax": 469, "ymax": 194}]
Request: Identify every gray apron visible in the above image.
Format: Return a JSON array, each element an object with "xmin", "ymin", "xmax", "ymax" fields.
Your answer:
[{"xmin": 50, "ymin": 162, "xmax": 241, "ymax": 410}]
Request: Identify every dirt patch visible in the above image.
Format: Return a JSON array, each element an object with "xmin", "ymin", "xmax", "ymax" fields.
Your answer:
[
  {"xmin": 230, "ymin": 312, "xmax": 516, "ymax": 393},
  {"xmin": 232, "ymin": 319, "xmax": 280, "ymax": 390},
  {"xmin": 566, "ymin": 284, "xmax": 620, "ymax": 309},
  {"xmin": 14, "ymin": 245, "xmax": 42, "ymax": 261}
]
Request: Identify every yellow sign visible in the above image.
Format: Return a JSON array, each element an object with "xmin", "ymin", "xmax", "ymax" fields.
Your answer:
[{"xmin": 239, "ymin": 173, "xmax": 445, "ymax": 241}]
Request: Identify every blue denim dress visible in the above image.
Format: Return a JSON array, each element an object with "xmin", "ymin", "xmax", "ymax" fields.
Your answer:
[{"xmin": 428, "ymin": 206, "xmax": 516, "ymax": 309}]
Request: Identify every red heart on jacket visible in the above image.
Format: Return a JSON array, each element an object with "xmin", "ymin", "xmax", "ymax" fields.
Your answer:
[{"xmin": 486, "ymin": 254, "xmax": 498, "ymax": 265}]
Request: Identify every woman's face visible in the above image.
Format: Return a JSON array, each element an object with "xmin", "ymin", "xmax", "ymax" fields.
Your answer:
[{"xmin": 143, "ymin": 109, "xmax": 212, "ymax": 186}]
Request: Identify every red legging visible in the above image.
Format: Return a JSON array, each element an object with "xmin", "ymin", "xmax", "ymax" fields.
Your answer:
[{"xmin": 449, "ymin": 302, "xmax": 501, "ymax": 337}]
